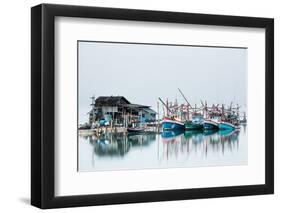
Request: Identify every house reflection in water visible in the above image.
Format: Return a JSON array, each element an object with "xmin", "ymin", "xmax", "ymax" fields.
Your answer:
[{"xmin": 81, "ymin": 133, "xmax": 156, "ymax": 158}]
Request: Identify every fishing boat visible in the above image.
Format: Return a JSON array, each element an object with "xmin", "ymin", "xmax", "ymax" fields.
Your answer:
[
  {"xmin": 161, "ymin": 117, "xmax": 185, "ymax": 130},
  {"xmin": 185, "ymin": 120, "xmax": 203, "ymax": 130},
  {"xmin": 185, "ymin": 113, "xmax": 204, "ymax": 130},
  {"xmin": 203, "ymin": 119, "xmax": 219, "ymax": 130},
  {"xmin": 218, "ymin": 121, "xmax": 237, "ymax": 130}
]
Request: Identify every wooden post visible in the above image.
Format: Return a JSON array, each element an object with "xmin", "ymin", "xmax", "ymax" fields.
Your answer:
[
  {"xmin": 111, "ymin": 106, "xmax": 114, "ymax": 133},
  {"xmin": 130, "ymin": 108, "xmax": 132, "ymax": 123},
  {"xmin": 157, "ymin": 101, "xmax": 160, "ymax": 133},
  {"xmin": 187, "ymin": 105, "xmax": 189, "ymax": 121},
  {"xmin": 166, "ymin": 98, "xmax": 169, "ymax": 117}
]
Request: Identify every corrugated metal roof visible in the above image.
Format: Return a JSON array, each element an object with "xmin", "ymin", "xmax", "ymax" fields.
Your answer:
[
  {"xmin": 121, "ymin": 103, "xmax": 150, "ymax": 108},
  {"xmin": 94, "ymin": 96, "xmax": 155, "ymax": 112},
  {"xmin": 95, "ymin": 96, "xmax": 130, "ymax": 106},
  {"xmin": 142, "ymin": 108, "xmax": 157, "ymax": 114}
]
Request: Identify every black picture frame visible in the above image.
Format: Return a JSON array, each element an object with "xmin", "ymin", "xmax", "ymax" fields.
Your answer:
[{"xmin": 31, "ymin": 3, "xmax": 274, "ymax": 209}]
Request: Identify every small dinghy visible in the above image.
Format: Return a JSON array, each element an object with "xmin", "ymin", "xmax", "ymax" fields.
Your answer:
[{"xmin": 127, "ymin": 126, "xmax": 146, "ymax": 133}]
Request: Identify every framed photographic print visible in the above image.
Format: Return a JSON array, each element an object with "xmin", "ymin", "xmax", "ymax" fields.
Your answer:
[{"xmin": 31, "ymin": 3, "xmax": 274, "ymax": 209}]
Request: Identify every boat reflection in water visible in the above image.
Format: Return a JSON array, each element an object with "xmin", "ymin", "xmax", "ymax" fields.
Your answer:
[
  {"xmin": 161, "ymin": 129, "xmax": 240, "ymax": 158},
  {"xmin": 78, "ymin": 127, "xmax": 247, "ymax": 171}
]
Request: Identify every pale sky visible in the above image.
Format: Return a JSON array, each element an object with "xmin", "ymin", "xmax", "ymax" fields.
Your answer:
[{"xmin": 78, "ymin": 41, "xmax": 247, "ymax": 124}]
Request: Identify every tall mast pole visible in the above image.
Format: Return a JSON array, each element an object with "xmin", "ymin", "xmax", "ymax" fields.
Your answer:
[
  {"xmin": 158, "ymin": 97, "xmax": 173, "ymax": 114},
  {"xmin": 178, "ymin": 88, "xmax": 192, "ymax": 107}
]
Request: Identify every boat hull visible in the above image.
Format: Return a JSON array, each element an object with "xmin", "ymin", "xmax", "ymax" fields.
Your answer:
[
  {"xmin": 203, "ymin": 120, "xmax": 219, "ymax": 130},
  {"xmin": 218, "ymin": 122, "xmax": 236, "ymax": 130},
  {"xmin": 162, "ymin": 118, "xmax": 185, "ymax": 130},
  {"xmin": 185, "ymin": 121, "xmax": 203, "ymax": 130}
]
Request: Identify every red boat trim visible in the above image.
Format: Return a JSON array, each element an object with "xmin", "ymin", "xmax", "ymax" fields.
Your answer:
[{"xmin": 161, "ymin": 118, "xmax": 184, "ymax": 126}]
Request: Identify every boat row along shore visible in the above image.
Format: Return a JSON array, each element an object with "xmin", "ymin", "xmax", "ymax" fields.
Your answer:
[{"xmin": 79, "ymin": 88, "xmax": 247, "ymax": 135}]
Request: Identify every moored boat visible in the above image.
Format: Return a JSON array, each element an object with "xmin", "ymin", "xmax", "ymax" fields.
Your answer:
[
  {"xmin": 185, "ymin": 120, "xmax": 203, "ymax": 130},
  {"xmin": 161, "ymin": 117, "xmax": 185, "ymax": 130},
  {"xmin": 185, "ymin": 113, "xmax": 204, "ymax": 130},
  {"xmin": 127, "ymin": 126, "xmax": 146, "ymax": 133},
  {"xmin": 218, "ymin": 121, "xmax": 236, "ymax": 130},
  {"xmin": 203, "ymin": 119, "xmax": 219, "ymax": 130}
]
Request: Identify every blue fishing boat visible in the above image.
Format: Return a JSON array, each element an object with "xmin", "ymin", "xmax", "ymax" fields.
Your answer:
[
  {"xmin": 162, "ymin": 117, "xmax": 185, "ymax": 130},
  {"xmin": 218, "ymin": 121, "xmax": 236, "ymax": 130},
  {"xmin": 203, "ymin": 119, "xmax": 219, "ymax": 130}
]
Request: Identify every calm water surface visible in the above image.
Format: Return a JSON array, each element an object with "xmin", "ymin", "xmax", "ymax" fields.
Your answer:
[{"xmin": 78, "ymin": 125, "xmax": 247, "ymax": 171}]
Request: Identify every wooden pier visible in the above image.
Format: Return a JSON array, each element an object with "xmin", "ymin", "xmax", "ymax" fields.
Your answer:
[{"xmin": 79, "ymin": 124, "xmax": 161, "ymax": 137}]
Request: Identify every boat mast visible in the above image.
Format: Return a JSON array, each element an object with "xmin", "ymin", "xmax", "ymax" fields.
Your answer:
[
  {"xmin": 178, "ymin": 88, "xmax": 192, "ymax": 107},
  {"xmin": 178, "ymin": 88, "xmax": 192, "ymax": 120},
  {"xmin": 158, "ymin": 97, "xmax": 173, "ymax": 116}
]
